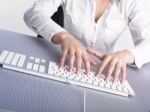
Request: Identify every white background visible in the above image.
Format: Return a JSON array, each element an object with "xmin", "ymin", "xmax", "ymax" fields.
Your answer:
[{"xmin": 0, "ymin": 0, "xmax": 36, "ymax": 36}]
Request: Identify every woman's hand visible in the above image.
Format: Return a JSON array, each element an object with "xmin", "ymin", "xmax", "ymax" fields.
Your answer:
[
  {"xmin": 87, "ymin": 48, "xmax": 135, "ymax": 84},
  {"xmin": 52, "ymin": 32, "xmax": 96, "ymax": 74}
]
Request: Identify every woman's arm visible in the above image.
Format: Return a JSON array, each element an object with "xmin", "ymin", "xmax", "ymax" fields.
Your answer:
[
  {"xmin": 24, "ymin": 0, "xmax": 96, "ymax": 74},
  {"xmin": 24, "ymin": 0, "xmax": 66, "ymax": 44},
  {"xmin": 126, "ymin": 0, "xmax": 150, "ymax": 68},
  {"xmin": 87, "ymin": 0, "xmax": 150, "ymax": 84}
]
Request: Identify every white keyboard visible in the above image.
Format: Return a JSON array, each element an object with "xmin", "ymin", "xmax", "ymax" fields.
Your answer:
[{"xmin": 0, "ymin": 50, "xmax": 135, "ymax": 97}]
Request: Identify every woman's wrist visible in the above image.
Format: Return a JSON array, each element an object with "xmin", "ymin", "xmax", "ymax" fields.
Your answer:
[
  {"xmin": 123, "ymin": 50, "xmax": 135, "ymax": 64},
  {"xmin": 51, "ymin": 32, "xmax": 69, "ymax": 44}
]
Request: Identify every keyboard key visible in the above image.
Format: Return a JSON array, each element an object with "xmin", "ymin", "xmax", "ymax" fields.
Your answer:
[
  {"xmin": 26, "ymin": 62, "xmax": 33, "ymax": 70},
  {"xmin": 105, "ymin": 81, "xmax": 111, "ymax": 89},
  {"xmin": 111, "ymin": 83, "xmax": 117, "ymax": 90},
  {"xmin": 123, "ymin": 87, "xmax": 129, "ymax": 94},
  {"xmin": 80, "ymin": 77, "xmax": 87, "ymax": 83},
  {"xmin": 48, "ymin": 62, "xmax": 59, "ymax": 75},
  {"xmin": 4, "ymin": 52, "xmax": 15, "ymax": 64},
  {"xmin": 0, "ymin": 50, "xmax": 9, "ymax": 63},
  {"xmin": 86, "ymin": 78, "xmax": 93, "ymax": 85},
  {"xmin": 35, "ymin": 58, "xmax": 40, "ymax": 63},
  {"xmin": 74, "ymin": 75, "xmax": 80, "ymax": 81},
  {"xmin": 29, "ymin": 56, "xmax": 34, "ymax": 60},
  {"xmin": 55, "ymin": 70, "xmax": 61, "ymax": 76},
  {"xmin": 117, "ymin": 86, "xmax": 123, "ymax": 91},
  {"xmin": 87, "ymin": 79, "xmax": 93, "ymax": 85},
  {"xmin": 33, "ymin": 64, "xmax": 39, "ymax": 71},
  {"xmin": 48, "ymin": 68, "xmax": 55, "ymax": 75},
  {"xmin": 61, "ymin": 72, "xmax": 67, "ymax": 78},
  {"xmin": 67, "ymin": 73, "xmax": 75, "ymax": 80},
  {"xmin": 88, "ymin": 75, "xmax": 95, "ymax": 80},
  {"xmin": 93, "ymin": 80, "xmax": 99, "ymax": 86},
  {"xmin": 41, "ymin": 59, "xmax": 46, "ymax": 63},
  {"xmin": 11, "ymin": 54, "xmax": 20, "ymax": 66},
  {"xmin": 17, "ymin": 55, "xmax": 26, "ymax": 67},
  {"xmin": 99, "ymin": 79, "xmax": 105, "ymax": 87},
  {"xmin": 39, "ymin": 65, "xmax": 45, "ymax": 73}
]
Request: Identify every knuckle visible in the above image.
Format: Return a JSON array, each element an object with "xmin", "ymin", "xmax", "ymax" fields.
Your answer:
[
  {"xmin": 76, "ymin": 54, "xmax": 81, "ymax": 60},
  {"xmin": 122, "ymin": 67, "xmax": 126, "ymax": 72},
  {"xmin": 114, "ymin": 77, "xmax": 118, "ymax": 81},
  {"xmin": 69, "ymin": 63, "xmax": 73, "ymax": 68},
  {"xmin": 62, "ymin": 52, "xmax": 67, "ymax": 57},
  {"xmin": 77, "ymin": 65, "xmax": 81, "ymax": 69},
  {"xmin": 113, "ymin": 57, "xmax": 119, "ymax": 62},
  {"xmin": 106, "ymin": 55, "xmax": 112, "ymax": 59},
  {"xmin": 116, "ymin": 62, "xmax": 122, "ymax": 69},
  {"xmin": 75, "ymin": 49, "xmax": 81, "ymax": 55},
  {"xmin": 110, "ymin": 61, "xmax": 115, "ymax": 67},
  {"xmin": 107, "ymin": 71, "xmax": 111, "ymax": 76},
  {"xmin": 76, "ymin": 48, "xmax": 81, "ymax": 53},
  {"xmin": 69, "ymin": 62, "xmax": 73, "ymax": 66},
  {"xmin": 83, "ymin": 50, "xmax": 88, "ymax": 55},
  {"xmin": 114, "ymin": 73, "xmax": 119, "ymax": 78},
  {"xmin": 61, "ymin": 56, "xmax": 65, "ymax": 60},
  {"xmin": 98, "ymin": 67, "xmax": 102, "ymax": 73},
  {"xmin": 84, "ymin": 57, "xmax": 90, "ymax": 62},
  {"xmin": 69, "ymin": 58, "xmax": 74, "ymax": 63},
  {"xmin": 63, "ymin": 48, "xmax": 68, "ymax": 52},
  {"xmin": 108, "ymin": 68, "xmax": 113, "ymax": 74},
  {"xmin": 69, "ymin": 52, "xmax": 74, "ymax": 57},
  {"xmin": 86, "ymin": 63, "xmax": 90, "ymax": 69},
  {"xmin": 100, "ymin": 62, "xmax": 105, "ymax": 68},
  {"xmin": 109, "ymin": 65, "xmax": 114, "ymax": 70},
  {"xmin": 115, "ymin": 71, "xmax": 120, "ymax": 77}
]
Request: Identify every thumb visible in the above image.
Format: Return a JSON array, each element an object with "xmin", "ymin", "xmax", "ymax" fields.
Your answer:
[{"xmin": 87, "ymin": 48, "xmax": 105, "ymax": 60}]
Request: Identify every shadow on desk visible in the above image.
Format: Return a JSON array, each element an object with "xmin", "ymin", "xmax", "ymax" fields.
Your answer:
[{"xmin": 0, "ymin": 69, "xmax": 84, "ymax": 112}]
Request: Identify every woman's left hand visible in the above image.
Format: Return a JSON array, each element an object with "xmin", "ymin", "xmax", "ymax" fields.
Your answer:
[{"xmin": 87, "ymin": 49, "xmax": 135, "ymax": 84}]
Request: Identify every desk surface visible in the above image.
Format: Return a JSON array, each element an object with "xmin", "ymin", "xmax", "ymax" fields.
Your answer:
[{"xmin": 0, "ymin": 29, "xmax": 150, "ymax": 112}]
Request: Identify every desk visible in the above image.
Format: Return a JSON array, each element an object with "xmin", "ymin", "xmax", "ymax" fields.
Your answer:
[{"xmin": 0, "ymin": 29, "xmax": 150, "ymax": 112}]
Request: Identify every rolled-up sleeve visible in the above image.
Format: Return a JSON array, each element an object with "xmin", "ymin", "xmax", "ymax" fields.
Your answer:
[
  {"xmin": 125, "ymin": 0, "xmax": 150, "ymax": 68},
  {"xmin": 24, "ymin": 0, "xmax": 67, "ymax": 43}
]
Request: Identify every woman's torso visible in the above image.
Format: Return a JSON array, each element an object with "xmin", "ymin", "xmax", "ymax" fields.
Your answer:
[{"xmin": 62, "ymin": 0, "xmax": 134, "ymax": 53}]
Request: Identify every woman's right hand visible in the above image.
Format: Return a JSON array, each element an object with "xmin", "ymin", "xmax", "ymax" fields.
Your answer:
[{"xmin": 52, "ymin": 32, "xmax": 96, "ymax": 75}]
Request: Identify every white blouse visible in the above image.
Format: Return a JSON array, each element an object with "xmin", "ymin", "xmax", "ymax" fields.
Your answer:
[{"xmin": 24, "ymin": 0, "xmax": 150, "ymax": 68}]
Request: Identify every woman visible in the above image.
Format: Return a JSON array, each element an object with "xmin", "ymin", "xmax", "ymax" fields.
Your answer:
[{"xmin": 24, "ymin": 0, "xmax": 150, "ymax": 84}]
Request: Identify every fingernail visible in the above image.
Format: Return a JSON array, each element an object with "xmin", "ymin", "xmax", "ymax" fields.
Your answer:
[
  {"xmin": 113, "ymin": 80, "xmax": 116, "ymax": 84},
  {"xmin": 86, "ymin": 72, "xmax": 89, "ymax": 76},
  {"xmin": 69, "ymin": 69, "xmax": 72, "ymax": 72},
  {"xmin": 59, "ymin": 65, "xmax": 62, "ymax": 68},
  {"xmin": 105, "ymin": 77, "xmax": 108, "ymax": 81},
  {"xmin": 76, "ymin": 71, "xmax": 79, "ymax": 75},
  {"xmin": 121, "ymin": 80, "xmax": 124, "ymax": 85},
  {"xmin": 69, "ymin": 67, "xmax": 72, "ymax": 72}
]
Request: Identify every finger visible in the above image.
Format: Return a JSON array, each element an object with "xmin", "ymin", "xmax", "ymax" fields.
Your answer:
[
  {"xmin": 60, "ymin": 49, "xmax": 68, "ymax": 68},
  {"xmin": 113, "ymin": 62, "xmax": 122, "ymax": 83},
  {"xmin": 87, "ymin": 48, "xmax": 105, "ymax": 60},
  {"xmin": 76, "ymin": 51, "xmax": 82, "ymax": 74},
  {"xmin": 96, "ymin": 55, "xmax": 112, "ymax": 76},
  {"xmin": 105, "ymin": 58, "xmax": 117, "ymax": 81},
  {"xmin": 90, "ymin": 59, "xmax": 97, "ymax": 66},
  {"xmin": 83, "ymin": 55, "xmax": 90, "ymax": 75},
  {"xmin": 68, "ymin": 50, "xmax": 75, "ymax": 72},
  {"xmin": 121, "ymin": 64, "xmax": 126, "ymax": 84}
]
